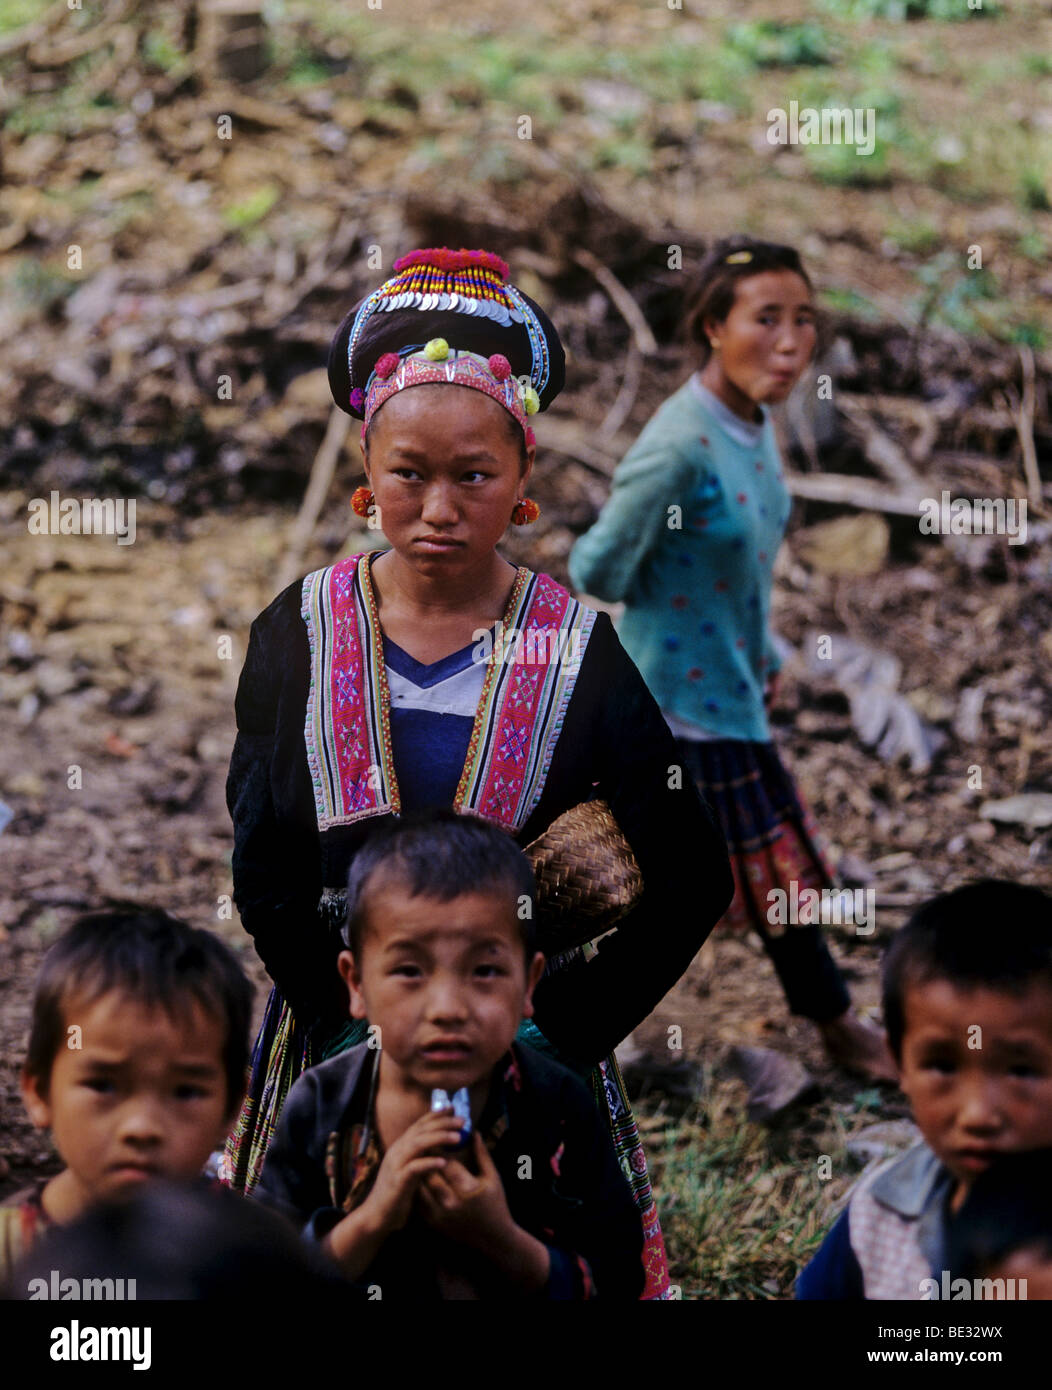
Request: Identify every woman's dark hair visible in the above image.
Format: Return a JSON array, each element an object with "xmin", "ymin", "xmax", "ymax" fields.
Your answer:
[
  {"xmin": 344, "ymin": 809, "xmax": 537, "ymax": 962},
  {"xmin": 25, "ymin": 907, "xmax": 254, "ymax": 1112},
  {"xmin": 947, "ymin": 1149, "xmax": 1052, "ymax": 1281},
  {"xmin": 881, "ymin": 880, "xmax": 1052, "ymax": 1063},
  {"xmin": 682, "ymin": 235, "xmax": 816, "ymax": 367}
]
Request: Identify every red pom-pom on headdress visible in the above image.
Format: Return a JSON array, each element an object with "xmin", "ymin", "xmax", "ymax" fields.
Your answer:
[
  {"xmin": 391, "ymin": 247, "xmax": 510, "ymax": 281},
  {"xmin": 487, "ymin": 353, "xmax": 512, "ymax": 381},
  {"xmin": 375, "ymin": 352, "xmax": 400, "ymax": 379}
]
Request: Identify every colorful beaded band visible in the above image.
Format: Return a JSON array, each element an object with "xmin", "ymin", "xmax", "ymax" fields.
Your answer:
[
  {"xmin": 362, "ymin": 339, "xmax": 540, "ymax": 434},
  {"xmin": 345, "ymin": 248, "xmax": 552, "ymax": 410}
]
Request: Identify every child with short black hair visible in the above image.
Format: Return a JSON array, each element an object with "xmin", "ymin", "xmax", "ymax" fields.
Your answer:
[
  {"xmin": 798, "ymin": 880, "xmax": 1052, "ymax": 1299},
  {"xmin": 256, "ymin": 808, "xmax": 644, "ymax": 1299},
  {"xmin": 1, "ymin": 908, "xmax": 253, "ymax": 1280},
  {"xmin": 946, "ymin": 1148, "xmax": 1052, "ymax": 1300}
]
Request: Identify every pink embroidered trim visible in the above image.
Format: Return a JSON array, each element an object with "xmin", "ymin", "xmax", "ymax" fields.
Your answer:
[{"xmin": 467, "ymin": 573, "xmax": 572, "ymax": 828}]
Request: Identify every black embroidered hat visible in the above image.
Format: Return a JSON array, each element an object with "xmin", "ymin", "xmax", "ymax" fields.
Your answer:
[{"xmin": 327, "ymin": 247, "xmax": 566, "ymax": 439}]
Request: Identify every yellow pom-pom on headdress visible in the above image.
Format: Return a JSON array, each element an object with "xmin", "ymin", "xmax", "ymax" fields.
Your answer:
[{"xmin": 424, "ymin": 337, "xmax": 450, "ymax": 360}]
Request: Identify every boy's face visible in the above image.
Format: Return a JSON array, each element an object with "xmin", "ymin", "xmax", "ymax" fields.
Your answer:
[
  {"xmin": 22, "ymin": 990, "xmax": 235, "ymax": 1219},
  {"xmin": 897, "ymin": 979, "xmax": 1052, "ymax": 1206},
  {"xmin": 338, "ymin": 883, "xmax": 545, "ymax": 1098}
]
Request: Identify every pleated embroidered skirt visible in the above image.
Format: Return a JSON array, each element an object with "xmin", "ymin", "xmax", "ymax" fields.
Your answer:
[
  {"xmin": 677, "ymin": 737, "xmax": 836, "ymax": 934},
  {"xmin": 677, "ymin": 736, "xmax": 851, "ymax": 1022}
]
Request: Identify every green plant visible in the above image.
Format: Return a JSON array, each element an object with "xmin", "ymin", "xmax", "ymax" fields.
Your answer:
[
  {"xmin": 1016, "ymin": 229, "xmax": 1047, "ymax": 261},
  {"xmin": 222, "ymin": 185, "xmax": 280, "ymax": 230},
  {"xmin": 726, "ymin": 20, "xmax": 835, "ymax": 68},
  {"xmin": 821, "ymin": 0, "xmax": 1000, "ymax": 19},
  {"xmin": 647, "ymin": 1076, "xmax": 866, "ymax": 1300},
  {"xmin": 142, "ymin": 28, "xmax": 185, "ymax": 73},
  {"xmin": 885, "ymin": 217, "xmax": 942, "ymax": 254},
  {"xmin": 820, "ymin": 288, "xmax": 883, "ymax": 321},
  {"xmin": 1020, "ymin": 168, "xmax": 1051, "ymax": 212},
  {"xmin": 5, "ymin": 257, "xmax": 77, "ymax": 313},
  {"xmin": 0, "ymin": 0, "xmax": 49, "ymax": 33}
]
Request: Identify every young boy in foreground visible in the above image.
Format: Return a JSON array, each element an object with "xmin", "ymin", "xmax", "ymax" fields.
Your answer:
[
  {"xmin": 255, "ymin": 809, "xmax": 644, "ymax": 1299},
  {"xmin": 1, "ymin": 909, "xmax": 252, "ymax": 1282},
  {"xmin": 797, "ymin": 880, "xmax": 1052, "ymax": 1299}
]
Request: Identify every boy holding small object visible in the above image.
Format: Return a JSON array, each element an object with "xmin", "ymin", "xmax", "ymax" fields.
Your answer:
[{"xmin": 255, "ymin": 809, "xmax": 644, "ymax": 1299}]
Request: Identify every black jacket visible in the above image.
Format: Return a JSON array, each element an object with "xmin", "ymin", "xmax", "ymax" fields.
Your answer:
[
  {"xmin": 227, "ymin": 575, "xmax": 734, "ymax": 1059},
  {"xmin": 255, "ymin": 1043, "xmax": 645, "ymax": 1300}
]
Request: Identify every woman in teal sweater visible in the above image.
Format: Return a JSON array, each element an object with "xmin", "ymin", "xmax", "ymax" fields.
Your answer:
[{"xmin": 570, "ymin": 237, "xmax": 892, "ymax": 1079}]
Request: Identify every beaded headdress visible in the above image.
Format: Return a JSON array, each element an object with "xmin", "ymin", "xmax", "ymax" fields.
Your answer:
[{"xmin": 327, "ymin": 248, "xmax": 565, "ymax": 442}]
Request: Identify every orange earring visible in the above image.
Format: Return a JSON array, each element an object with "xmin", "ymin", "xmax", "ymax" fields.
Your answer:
[
  {"xmin": 511, "ymin": 498, "xmax": 540, "ymax": 526},
  {"xmin": 351, "ymin": 486, "xmax": 374, "ymax": 517}
]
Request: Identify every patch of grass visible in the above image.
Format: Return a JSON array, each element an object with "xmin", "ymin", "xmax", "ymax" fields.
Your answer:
[
  {"xmin": 647, "ymin": 1076, "xmax": 867, "ymax": 1299},
  {"xmin": 642, "ymin": 43, "xmax": 755, "ymax": 107},
  {"xmin": 803, "ymin": 138, "xmax": 892, "ymax": 187},
  {"xmin": 221, "ymin": 185, "xmax": 281, "ymax": 231},
  {"xmin": 3, "ymin": 84, "xmax": 104, "ymax": 136},
  {"xmin": 1020, "ymin": 168, "xmax": 1051, "ymax": 212},
  {"xmin": 591, "ymin": 135, "xmax": 655, "ymax": 177},
  {"xmin": 726, "ymin": 20, "xmax": 835, "ymax": 68},
  {"xmin": 1004, "ymin": 321, "xmax": 1048, "ymax": 349},
  {"xmin": 910, "ymin": 252, "xmax": 1048, "ymax": 346},
  {"xmin": 820, "ymin": 287, "xmax": 884, "ymax": 321},
  {"xmin": 108, "ymin": 190, "xmax": 155, "ymax": 236},
  {"xmin": 142, "ymin": 28, "xmax": 187, "ymax": 74},
  {"xmin": 821, "ymin": 0, "xmax": 1000, "ymax": 19},
  {"xmin": 0, "ymin": 0, "xmax": 48, "ymax": 33},
  {"xmin": 4, "ymin": 257, "xmax": 76, "ymax": 313},
  {"xmin": 1016, "ymin": 228, "xmax": 1048, "ymax": 261},
  {"xmin": 885, "ymin": 216, "xmax": 943, "ymax": 254},
  {"xmin": 1021, "ymin": 53, "xmax": 1052, "ymax": 78}
]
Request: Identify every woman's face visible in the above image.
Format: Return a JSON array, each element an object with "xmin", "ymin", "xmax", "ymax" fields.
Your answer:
[
  {"xmin": 363, "ymin": 384, "xmax": 532, "ymax": 576},
  {"xmin": 706, "ymin": 270, "xmax": 816, "ymax": 406}
]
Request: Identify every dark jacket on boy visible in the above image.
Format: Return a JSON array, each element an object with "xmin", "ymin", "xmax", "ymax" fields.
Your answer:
[{"xmin": 256, "ymin": 1042, "xmax": 644, "ymax": 1300}]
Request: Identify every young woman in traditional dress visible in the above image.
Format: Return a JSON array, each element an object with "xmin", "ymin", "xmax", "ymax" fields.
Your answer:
[
  {"xmin": 570, "ymin": 237, "xmax": 894, "ymax": 1082},
  {"xmin": 222, "ymin": 248, "xmax": 734, "ymax": 1297}
]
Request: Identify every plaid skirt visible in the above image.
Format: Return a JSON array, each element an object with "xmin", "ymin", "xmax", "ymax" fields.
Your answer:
[
  {"xmin": 222, "ymin": 988, "xmax": 672, "ymax": 1299},
  {"xmin": 678, "ymin": 737, "xmax": 836, "ymax": 939}
]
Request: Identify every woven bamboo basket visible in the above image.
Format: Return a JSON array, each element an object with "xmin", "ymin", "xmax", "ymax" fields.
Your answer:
[{"xmin": 525, "ymin": 799, "xmax": 643, "ymax": 952}]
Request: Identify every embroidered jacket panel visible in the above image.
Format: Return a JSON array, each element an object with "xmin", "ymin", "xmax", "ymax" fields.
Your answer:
[
  {"xmin": 226, "ymin": 564, "xmax": 734, "ymax": 1056},
  {"xmin": 0, "ymin": 1179, "xmax": 50, "ymax": 1288},
  {"xmin": 255, "ymin": 1042, "xmax": 644, "ymax": 1300}
]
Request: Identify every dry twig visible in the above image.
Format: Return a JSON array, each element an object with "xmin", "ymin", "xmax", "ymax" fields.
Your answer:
[
  {"xmin": 572, "ymin": 249, "xmax": 659, "ymax": 357},
  {"xmin": 277, "ymin": 405, "xmax": 352, "ymax": 592}
]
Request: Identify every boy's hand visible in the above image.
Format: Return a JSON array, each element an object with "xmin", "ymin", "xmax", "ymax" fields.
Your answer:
[
  {"xmin": 364, "ymin": 1108, "xmax": 464, "ymax": 1234},
  {"xmin": 325, "ymin": 1108, "xmax": 462, "ymax": 1276},
  {"xmin": 417, "ymin": 1130, "xmax": 512, "ymax": 1246},
  {"xmin": 417, "ymin": 1131, "xmax": 550, "ymax": 1291}
]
